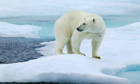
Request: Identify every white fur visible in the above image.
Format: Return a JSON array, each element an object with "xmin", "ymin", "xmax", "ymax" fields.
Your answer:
[{"xmin": 54, "ymin": 10, "xmax": 106, "ymax": 58}]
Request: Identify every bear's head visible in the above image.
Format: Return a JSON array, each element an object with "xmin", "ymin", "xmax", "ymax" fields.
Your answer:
[{"xmin": 77, "ymin": 16, "xmax": 105, "ymax": 33}]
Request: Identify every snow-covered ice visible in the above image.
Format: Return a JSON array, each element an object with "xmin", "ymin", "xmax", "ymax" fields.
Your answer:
[
  {"xmin": 0, "ymin": 55, "xmax": 128, "ymax": 84},
  {"xmin": 0, "ymin": 0, "xmax": 139, "ymax": 17},
  {"xmin": 0, "ymin": 22, "xmax": 41, "ymax": 38},
  {"xmin": 0, "ymin": 22, "xmax": 140, "ymax": 83}
]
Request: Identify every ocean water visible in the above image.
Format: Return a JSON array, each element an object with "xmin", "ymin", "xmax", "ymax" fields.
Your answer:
[
  {"xmin": 0, "ymin": 37, "xmax": 47, "ymax": 64},
  {"xmin": 0, "ymin": 14, "xmax": 139, "ymax": 39},
  {"xmin": 116, "ymin": 65, "xmax": 140, "ymax": 84}
]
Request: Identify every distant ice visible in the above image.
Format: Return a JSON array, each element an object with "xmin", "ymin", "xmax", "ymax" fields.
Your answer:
[
  {"xmin": 0, "ymin": 22, "xmax": 41, "ymax": 38},
  {"xmin": 0, "ymin": 0, "xmax": 139, "ymax": 17},
  {"xmin": 0, "ymin": 22, "xmax": 140, "ymax": 83}
]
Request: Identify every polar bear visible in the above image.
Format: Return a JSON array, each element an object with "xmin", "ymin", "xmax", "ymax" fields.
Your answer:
[{"xmin": 54, "ymin": 10, "xmax": 106, "ymax": 59}]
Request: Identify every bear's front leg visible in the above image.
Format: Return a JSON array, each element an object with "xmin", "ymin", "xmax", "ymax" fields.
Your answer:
[
  {"xmin": 92, "ymin": 38, "xmax": 103, "ymax": 59},
  {"xmin": 71, "ymin": 31, "xmax": 85, "ymax": 56}
]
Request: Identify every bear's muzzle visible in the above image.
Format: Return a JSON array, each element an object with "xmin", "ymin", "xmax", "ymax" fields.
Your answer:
[{"xmin": 77, "ymin": 28, "xmax": 83, "ymax": 32}]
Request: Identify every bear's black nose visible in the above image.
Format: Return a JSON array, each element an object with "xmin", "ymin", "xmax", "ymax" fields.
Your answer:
[
  {"xmin": 77, "ymin": 28, "xmax": 80, "ymax": 31},
  {"xmin": 77, "ymin": 28, "xmax": 83, "ymax": 32}
]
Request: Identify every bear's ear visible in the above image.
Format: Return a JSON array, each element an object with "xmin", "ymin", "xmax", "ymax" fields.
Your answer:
[{"xmin": 93, "ymin": 19, "xmax": 95, "ymax": 22}]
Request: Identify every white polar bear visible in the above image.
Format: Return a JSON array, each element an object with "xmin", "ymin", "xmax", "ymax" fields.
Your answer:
[{"xmin": 54, "ymin": 10, "xmax": 106, "ymax": 59}]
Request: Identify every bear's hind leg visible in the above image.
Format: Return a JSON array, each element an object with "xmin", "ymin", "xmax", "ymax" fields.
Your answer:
[
  {"xmin": 66, "ymin": 40, "xmax": 73, "ymax": 54},
  {"xmin": 55, "ymin": 37, "xmax": 69, "ymax": 55}
]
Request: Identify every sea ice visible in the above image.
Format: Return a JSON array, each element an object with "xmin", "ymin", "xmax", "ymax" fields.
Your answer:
[
  {"xmin": 0, "ymin": 0, "xmax": 139, "ymax": 17},
  {"xmin": 0, "ymin": 22, "xmax": 41, "ymax": 38}
]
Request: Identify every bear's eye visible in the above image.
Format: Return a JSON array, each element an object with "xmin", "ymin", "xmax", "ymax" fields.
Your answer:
[{"xmin": 83, "ymin": 23, "xmax": 86, "ymax": 25}]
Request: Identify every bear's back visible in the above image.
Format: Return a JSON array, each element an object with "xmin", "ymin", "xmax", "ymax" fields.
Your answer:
[{"xmin": 56, "ymin": 11, "xmax": 89, "ymax": 31}]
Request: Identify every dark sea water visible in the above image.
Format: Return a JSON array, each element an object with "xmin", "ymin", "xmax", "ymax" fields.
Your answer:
[{"xmin": 0, "ymin": 37, "xmax": 54, "ymax": 64}]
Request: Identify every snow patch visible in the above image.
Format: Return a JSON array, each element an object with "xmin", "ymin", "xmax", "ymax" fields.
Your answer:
[
  {"xmin": 0, "ymin": 55, "xmax": 128, "ymax": 83},
  {"xmin": 0, "ymin": 22, "xmax": 41, "ymax": 38}
]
